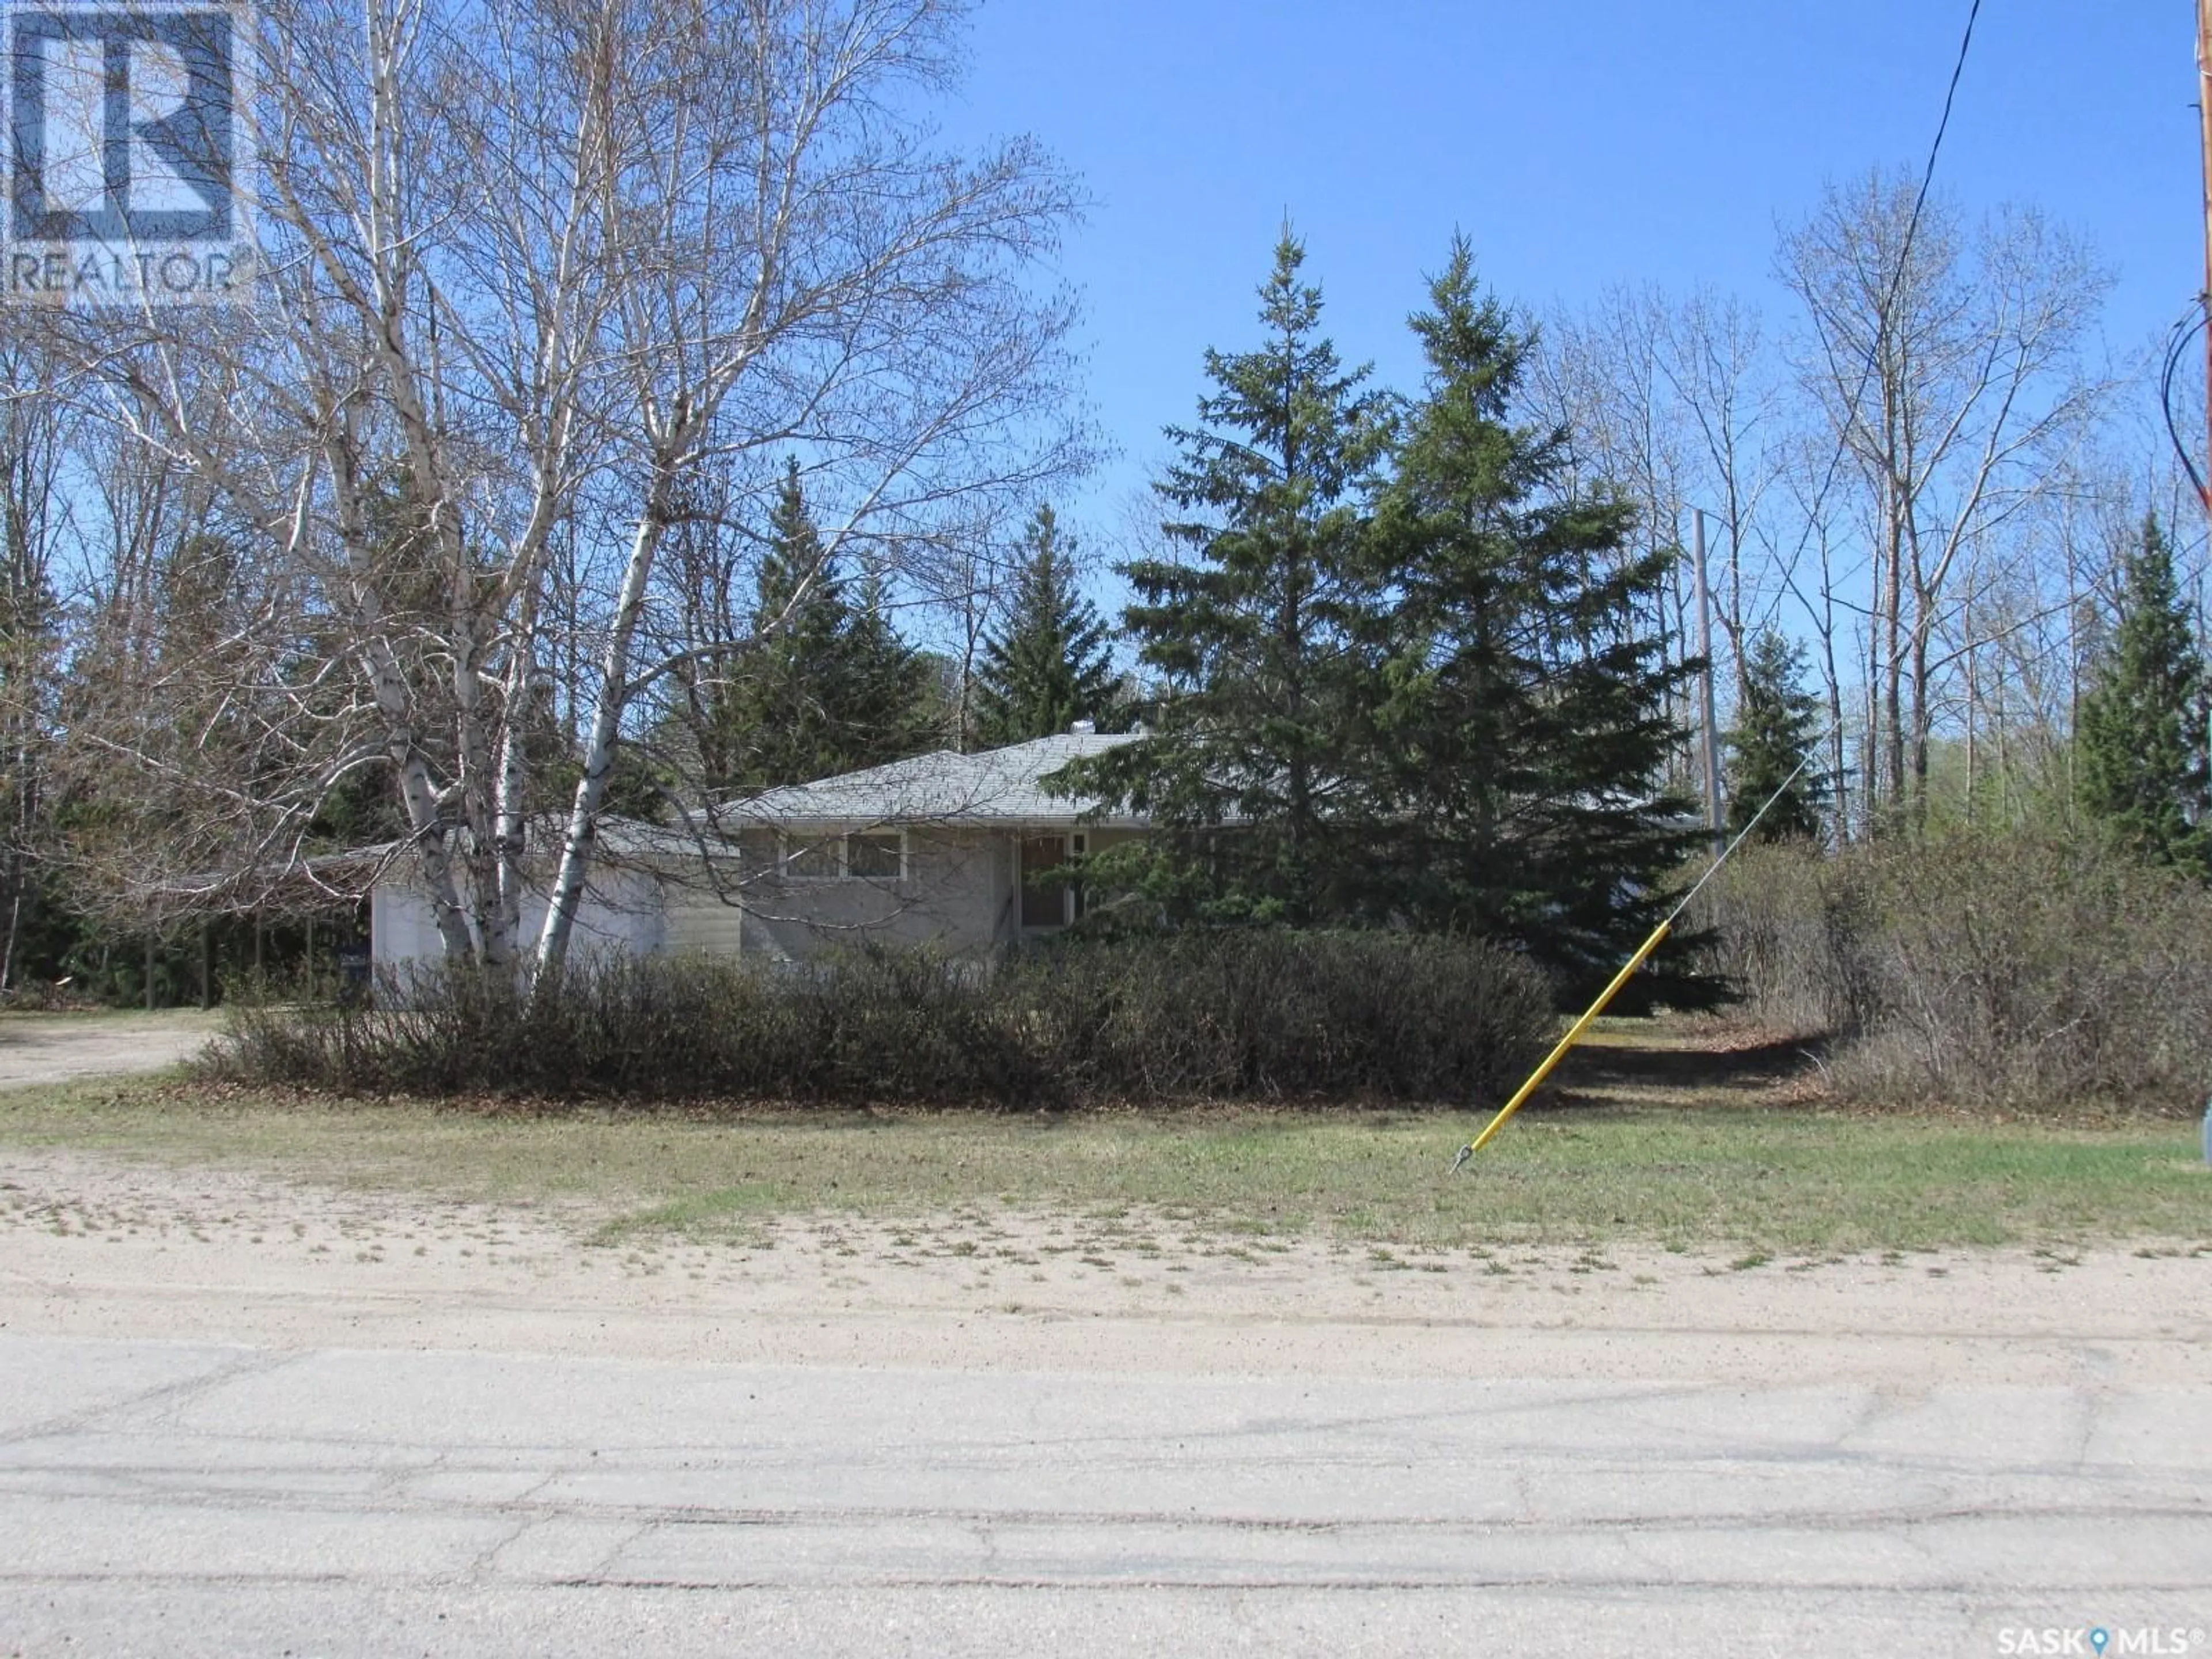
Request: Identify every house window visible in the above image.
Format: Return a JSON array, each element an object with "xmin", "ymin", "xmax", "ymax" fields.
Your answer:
[
  {"xmin": 781, "ymin": 831, "xmax": 906, "ymax": 881},
  {"xmin": 847, "ymin": 831, "xmax": 904, "ymax": 881},
  {"xmin": 781, "ymin": 834, "xmax": 841, "ymax": 881}
]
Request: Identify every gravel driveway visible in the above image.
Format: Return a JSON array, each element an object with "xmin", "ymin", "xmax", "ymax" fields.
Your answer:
[{"xmin": 0, "ymin": 1011, "xmax": 222, "ymax": 1088}]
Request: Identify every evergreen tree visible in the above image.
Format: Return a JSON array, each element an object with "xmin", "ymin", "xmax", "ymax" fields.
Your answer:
[
  {"xmin": 1065, "ymin": 232, "xmax": 1392, "ymax": 925},
  {"xmin": 717, "ymin": 459, "xmax": 855, "ymax": 789},
  {"xmin": 843, "ymin": 567, "xmax": 946, "ymax": 767},
  {"xmin": 2077, "ymin": 516, "xmax": 2210, "ymax": 870},
  {"xmin": 1365, "ymin": 237, "xmax": 1708, "ymax": 1000},
  {"xmin": 709, "ymin": 461, "xmax": 944, "ymax": 791},
  {"xmin": 1724, "ymin": 627, "xmax": 1826, "ymax": 843},
  {"xmin": 972, "ymin": 505, "xmax": 1120, "ymax": 746}
]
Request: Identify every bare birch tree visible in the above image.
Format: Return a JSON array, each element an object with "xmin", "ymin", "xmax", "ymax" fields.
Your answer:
[
  {"xmin": 47, "ymin": 0, "xmax": 1082, "ymax": 975},
  {"xmin": 1537, "ymin": 285, "xmax": 1787, "ymax": 807},
  {"xmin": 1778, "ymin": 172, "xmax": 2111, "ymax": 826},
  {"xmin": 1653, "ymin": 286, "xmax": 1788, "ymax": 703},
  {"xmin": 1531, "ymin": 286, "xmax": 1697, "ymax": 783}
]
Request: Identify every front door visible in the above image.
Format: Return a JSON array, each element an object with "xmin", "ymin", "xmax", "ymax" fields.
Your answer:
[{"xmin": 1020, "ymin": 834, "xmax": 1068, "ymax": 930}]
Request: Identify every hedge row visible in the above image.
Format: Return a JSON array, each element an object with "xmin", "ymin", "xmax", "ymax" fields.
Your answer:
[{"xmin": 213, "ymin": 930, "xmax": 1553, "ymax": 1108}]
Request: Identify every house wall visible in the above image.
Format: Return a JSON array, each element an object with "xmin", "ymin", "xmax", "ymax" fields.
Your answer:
[
  {"xmin": 370, "ymin": 866, "xmax": 665, "ymax": 974},
  {"xmin": 737, "ymin": 828, "xmax": 1006, "ymax": 962},
  {"xmin": 657, "ymin": 861, "xmax": 747, "ymax": 956},
  {"xmin": 372, "ymin": 825, "xmax": 1142, "ymax": 972},
  {"xmin": 370, "ymin": 882, "xmax": 445, "ymax": 971}
]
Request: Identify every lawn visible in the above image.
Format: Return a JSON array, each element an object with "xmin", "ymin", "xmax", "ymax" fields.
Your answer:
[{"xmin": 0, "ymin": 1020, "xmax": 2204, "ymax": 1254}]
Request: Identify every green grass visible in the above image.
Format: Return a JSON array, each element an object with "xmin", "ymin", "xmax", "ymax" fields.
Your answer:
[{"xmin": 1, "ymin": 1073, "xmax": 2204, "ymax": 1253}]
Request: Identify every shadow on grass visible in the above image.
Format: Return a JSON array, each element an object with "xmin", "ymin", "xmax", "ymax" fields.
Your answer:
[{"xmin": 1540, "ymin": 1028, "xmax": 1827, "ymax": 1110}]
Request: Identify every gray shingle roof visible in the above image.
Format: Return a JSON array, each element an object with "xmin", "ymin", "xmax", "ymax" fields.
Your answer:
[{"xmin": 700, "ymin": 732, "xmax": 1143, "ymax": 829}]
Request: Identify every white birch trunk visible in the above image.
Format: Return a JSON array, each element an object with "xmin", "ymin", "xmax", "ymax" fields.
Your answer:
[
  {"xmin": 491, "ymin": 597, "xmax": 541, "ymax": 971},
  {"xmin": 533, "ymin": 495, "xmax": 666, "ymax": 978}
]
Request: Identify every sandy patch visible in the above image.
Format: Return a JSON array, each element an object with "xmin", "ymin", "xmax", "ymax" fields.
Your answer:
[{"xmin": 1, "ymin": 1145, "xmax": 2206, "ymax": 1387}]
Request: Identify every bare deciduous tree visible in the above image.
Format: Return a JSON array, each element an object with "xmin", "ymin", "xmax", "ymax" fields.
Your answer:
[
  {"xmin": 1778, "ymin": 172, "xmax": 2112, "ymax": 826},
  {"xmin": 47, "ymin": 0, "xmax": 1084, "ymax": 975},
  {"xmin": 0, "ymin": 324, "xmax": 76, "ymax": 984}
]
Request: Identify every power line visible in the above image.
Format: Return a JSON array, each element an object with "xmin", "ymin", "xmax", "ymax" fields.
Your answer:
[
  {"xmin": 1779, "ymin": 0, "xmax": 1985, "ymax": 574},
  {"xmin": 1451, "ymin": 9, "xmax": 1991, "ymax": 1173},
  {"xmin": 2160, "ymin": 303, "xmax": 2212, "ymax": 504}
]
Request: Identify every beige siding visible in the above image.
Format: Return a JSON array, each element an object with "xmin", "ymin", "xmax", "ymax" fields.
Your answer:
[
  {"xmin": 662, "ymin": 893, "xmax": 748, "ymax": 956},
  {"xmin": 658, "ymin": 846, "xmax": 758, "ymax": 958},
  {"xmin": 372, "ymin": 865, "xmax": 664, "ymax": 972},
  {"xmin": 741, "ymin": 828, "xmax": 1007, "ymax": 961}
]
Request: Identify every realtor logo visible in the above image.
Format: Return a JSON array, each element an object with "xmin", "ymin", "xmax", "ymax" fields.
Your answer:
[{"xmin": 5, "ymin": 0, "xmax": 254, "ymax": 304}]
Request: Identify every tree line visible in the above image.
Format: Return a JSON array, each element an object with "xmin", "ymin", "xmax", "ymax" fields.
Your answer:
[
  {"xmin": 1071, "ymin": 222, "xmax": 2207, "ymax": 995},
  {"xmin": 1531, "ymin": 172, "xmax": 2208, "ymax": 849},
  {"xmin": 0, "ymin": 0, "xmax": 2205, "ymax": 1007}
]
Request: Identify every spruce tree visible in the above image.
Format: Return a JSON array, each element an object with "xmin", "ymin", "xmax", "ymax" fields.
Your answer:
[
  {"xmin": 709, "ymin": 460, "xmax": 853, "ymax": 790},
  {"xmin": 713, "ymin": 460, "xmax": 940, "ymax": 791},
  {"xmin": 972, "ymin": 505, "xmax": 1120, "ymax": 746},
  {"xmin": 842, "ymin": 567, "xmax": 946, "ymax": 767},
  {"xmin": 2077, "ymin": 516, "xmax": 2210, "ymax": 871},
  {"xmin": 1065, "ymin": 232, "xmax": 1392, "ymax": 925},
  {"xmin": 1365, "ymin": 237, "xmax": 1708, "ymax": 1000},
  {"xmin": 1725, "ymin": 627, "xmax": 1826, "ymax": 843}
]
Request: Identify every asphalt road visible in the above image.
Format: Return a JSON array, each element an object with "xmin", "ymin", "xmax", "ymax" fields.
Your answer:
[{"xmin": 3, "ymin": 1333, "xmax": 2207, "ymax": 1657}]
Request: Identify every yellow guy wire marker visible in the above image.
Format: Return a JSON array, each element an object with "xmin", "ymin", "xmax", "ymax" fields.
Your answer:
[{"xmin": 1449, "ymin": 739, "xmax": 1831, "ymax": 1175}]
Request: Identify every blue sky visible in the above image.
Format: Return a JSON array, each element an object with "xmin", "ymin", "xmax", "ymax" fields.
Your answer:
[{"xmin": 938, "ymin": 2, "xmax": 2195, "ymax": 536}]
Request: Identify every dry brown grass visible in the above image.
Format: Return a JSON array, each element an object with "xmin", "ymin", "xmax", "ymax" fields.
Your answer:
[{"xmin": 2, "ymin": 1019, "xmax": 2205, "ymax": 1253}]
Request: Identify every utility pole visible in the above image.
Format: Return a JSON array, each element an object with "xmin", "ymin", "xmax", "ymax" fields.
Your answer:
[
  {"xmin": 2198, "ymin": 0, "xmax": 2212, "ymax": 513},
  {"xmin": 1692, "ymin": 509, "xmax": 1724, "ymax": 858}
]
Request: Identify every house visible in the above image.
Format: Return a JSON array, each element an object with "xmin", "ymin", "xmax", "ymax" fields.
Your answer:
[
  {"xmin": 369, "ymin": 730, "xmax": 1143, "ymax": 974},
  {"xmin": 692, "ymin": 729, "xmax": 1142, "ymax": 961}
]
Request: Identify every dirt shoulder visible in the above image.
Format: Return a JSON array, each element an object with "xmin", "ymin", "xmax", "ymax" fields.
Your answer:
[
  {"xmin": 3, "ymin": 1019, "xmax": 2204, "ymax": 1389},
  {"xmin": 2, "ymin": 1144, "xmax": 2203, "ymax": 1388},
  {"xmin": 0, "ymin": 1010, "xmax": 221, "ymax": 1088}
]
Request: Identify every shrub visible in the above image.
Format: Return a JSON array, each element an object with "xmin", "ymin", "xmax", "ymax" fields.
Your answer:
[
  {"xmin": 1013, "ymin": 931, "xmax": 1552, "ymax": 1104},
  {"xmin": 1690, "ymin": 830, "xmax": 2212, "ymax": 1113},
  {"xmin": 1685, "ymin": 840, "xmax": 1873, "ymax": 1038},
  {"xmin": 210, "ymin": 930, "xmax": 1554, "ymax": 1109}
]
